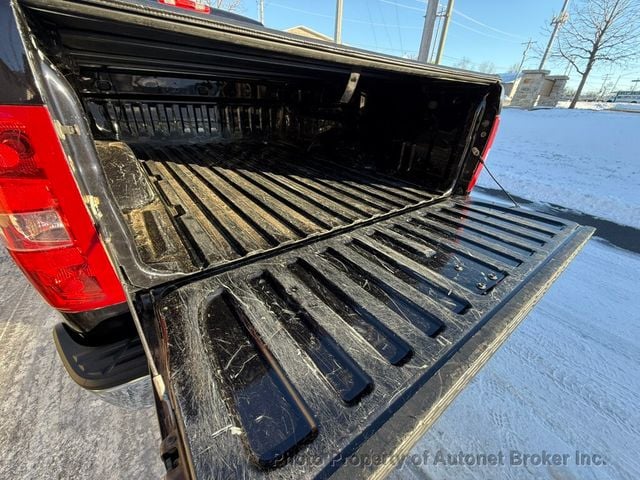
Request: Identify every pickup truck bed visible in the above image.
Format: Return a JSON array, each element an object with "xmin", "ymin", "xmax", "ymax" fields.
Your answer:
[
  {"xmin": 98, "ymin": 140, "xmax": 437, "ymax": 273},
  {"xmin": 145, "ymin": 196, "xmax": 592, "ymax": 479},
  {"xmin": 2, "ymin": 0, "xmax": 594, "ymax": 478}
]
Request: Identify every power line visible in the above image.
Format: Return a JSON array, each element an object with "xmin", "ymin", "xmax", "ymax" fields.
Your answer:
[
  {"xmin": 429, "ymin": 6, "xmax": 444, "ymax": 62},
  {"xmin": 375, "ymin": 0, "xmax": 396, "ymax": 50},
  {"xmin": 564, "ymin": 56, "xmax": 575, "ymax": 76},
  {"xmin": 265, "ymin": 1, "xmax": 523, "ymax": 66},
  {"xmin": 450, "ymin": 19, "xmax": 521, "ymax": 43},
  {"xmin": 414, "ymin": 0, "xmax": 527, "ymax": 41},
  {"xmin": 379, "ymin": 0, "xmax": 423, "ymax": 12},
  {"xmin": 266, "ymin": 3, "xmax": 420, "ymax": 29},
  {"xmin": 453, "ymin": 9, "xmax": 527, "ymax": 40},
  {"xmin": 517, "ymin": 39, "xmax": 535, "ymax": 74},
  {"xmin": 441, "ymin": 54, "xmax": 513, "ymax": 72},
  {"xmin": 266, "ymin": 3, "xmax": 332, "ymax": 18},
  {"xmin": 359, "ymin": 20, "xmax": 419, "ymax": 29},
  {"xmin": 393, "ymin": 2, "xmax": 405, "ymax": 53},
  {"xmin": 364, "ymin": 1, "xmax": 380, "ymax": 50}
]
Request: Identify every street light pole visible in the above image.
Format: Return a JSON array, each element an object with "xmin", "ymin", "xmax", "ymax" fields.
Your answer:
[
  {"xmin": 334, "ymin": 0, "xmax": 344, "ymax": 44},
  {"xmin": 258, "ymin": 0, "xmax": 264, "ymax": 24}
]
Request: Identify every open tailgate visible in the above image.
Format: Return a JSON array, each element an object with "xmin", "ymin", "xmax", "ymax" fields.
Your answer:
[{"xmin": 140, "ymin": 196, "xmax": 593, "ymax": 479}]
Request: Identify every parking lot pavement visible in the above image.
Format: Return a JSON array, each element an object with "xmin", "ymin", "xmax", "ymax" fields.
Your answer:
[{"xmin": 0, "ymin": 248, "xmax": 164, "ymax": 479}]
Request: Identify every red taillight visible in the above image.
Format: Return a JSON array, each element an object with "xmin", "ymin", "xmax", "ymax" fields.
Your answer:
[
  {"xmin": 466, "ymin": 115, "xmax": 501, "ymax": 192},
  {"xmin": 158, "ymin": 0, "xmax": 211, "ymax": 13},
  {"xmin": 0, "ymin": 106, "xmax": 126, "ymax": 312}
]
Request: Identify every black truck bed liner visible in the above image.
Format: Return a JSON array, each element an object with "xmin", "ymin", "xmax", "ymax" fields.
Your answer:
[
  {"xmin": 145, "ymin": 197, "xmax": 593, "ymax": 479},
  {"xmin": 100, "ymin": 141, "xmax": 438, "ymax": 274}
]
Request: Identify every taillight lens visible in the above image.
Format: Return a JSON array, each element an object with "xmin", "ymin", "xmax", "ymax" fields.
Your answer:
[
  {"xmin": 0, "ymin": 210, "xmax": 71, "ymax": 251},
  {"xmin": 0, "ymin": 128, "xmax": 39, "ymax": 177},
  {"xmin": 0, "ymin": 106, "xmax": 126, "ymax": 312},
  {"xmin": 466, "ymin": 115, "xmax": 501, "ymax": 192}
]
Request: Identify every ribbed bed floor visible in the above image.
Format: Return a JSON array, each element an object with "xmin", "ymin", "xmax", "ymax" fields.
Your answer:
[{"xmin": 129, "ymin": 141, "xmax": 436, "ymax": 270}]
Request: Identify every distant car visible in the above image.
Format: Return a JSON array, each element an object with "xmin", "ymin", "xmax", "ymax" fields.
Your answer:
[{"xmin": 612, "ymin": 91, "xmax": 640, "ymax": 103}]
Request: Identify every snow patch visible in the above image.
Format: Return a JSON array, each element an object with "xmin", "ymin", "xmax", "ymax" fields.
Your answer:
[
  {"xmin": 556, "ymin": 101, "xmax": 640, "ymax": 112},
  {"xmin": 477, "ymin": 108, "xmax": 640, "ymax": 228}
]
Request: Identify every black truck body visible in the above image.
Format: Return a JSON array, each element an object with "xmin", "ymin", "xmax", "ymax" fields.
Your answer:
[{"xmin": 0, "ymin": 0, "xmax": 594, "ymax": 478}]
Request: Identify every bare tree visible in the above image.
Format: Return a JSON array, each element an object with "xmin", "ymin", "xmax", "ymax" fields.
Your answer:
[
  {"xmin": 454, "ymin": 57, "xmax": 474, "ymax": 70},
  {"xmin": 477, "ymin": 61, "xmax": 497, "ymax": 74},
  {"xmin": 506, "ymin": 63, "xmax": 521, "ymax": 74},
  {"xmin": 211, "ymin": 0, "xmax": 242, "ymax": 12},
  {"xmin": 554, "ymin": 0, "xmax": 640, "ymax": 108}
]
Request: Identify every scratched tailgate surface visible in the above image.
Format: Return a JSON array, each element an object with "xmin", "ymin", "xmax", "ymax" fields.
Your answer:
[{"xmin": 148, "ymin": 197, "xmax": 593, "ymax": 479}]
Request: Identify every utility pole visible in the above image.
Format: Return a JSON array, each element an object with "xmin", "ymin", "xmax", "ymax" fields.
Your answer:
[
  {"xmin": 418, "ymin": 0, "xmax": 438, "ymax": 63},
  {"xmin": 517, "ymin": 39, "xmax": 534, "ymax": 74},
  {"xmin": 434, "ymin": 0, "xmax": 455, "ymax": 65},
  {"xmin": 611, "ymin": 74, "xmax": 622, "ymax": 93},
  {"xmin": 611, "ymin": 72, "xmax": 640, "ymax": 93},
  {"xmin": 334, "ymin": 0, "xmax": 344, "ymax": 44},
  {"xmin": 258, "ymin": 0, "xmax": 264, "ymax": 24},
  {"xmin": 429, "ymin": 7, "xmax": 445, "ymax": 62},
  {"xmin": 539, "ymin": 0, "xmax": 570, "ymax": 70}
]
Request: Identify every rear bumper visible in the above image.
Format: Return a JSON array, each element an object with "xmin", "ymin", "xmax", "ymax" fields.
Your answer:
[
  {"xmin": 87, "ymin": 375, "xmax": 153, "ymax": 409},
  {"xmin": 53, "ymin": 321, "xmax": 152, "ymax": 408}
]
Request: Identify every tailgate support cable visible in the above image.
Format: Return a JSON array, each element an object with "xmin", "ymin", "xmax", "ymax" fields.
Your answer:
[{"xmin": 478, "ymin": 157, "xmax": 521, "ymax": 208}]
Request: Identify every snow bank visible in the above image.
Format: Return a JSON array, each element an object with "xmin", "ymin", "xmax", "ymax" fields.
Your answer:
[
  {"xmin": 555, "ymin": 101, "xmax": 640, "ymax": 111},
  {"xmin": 612, "ymin": 103, "xmax": 640, "ymax": 112},
  {"xmin": 555, "ymin": 100, "xmax": 611, "ymax": 110},
  {"xmin": 477, "ymin": 108, "xmax": 640, "ymax": 228}
]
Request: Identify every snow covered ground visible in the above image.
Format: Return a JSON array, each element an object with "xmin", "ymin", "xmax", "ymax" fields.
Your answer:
[
  {"xmin": 0, "ymin": 246, "xmax": 164, "ymax": 479},
  {"xmin": 556, "ymin": 100, "xmax": 640, "ymax": 112},
  {"xmin": 391, "ymin": 237, "xmax": 640, "ymax": 480},
  {"xmin": 477, "ymin": 108, "xmax": 640, "ymax": 229},
  {"xmin": 0, "ymin": 107, "xmax": 638, "ymax": 479}
]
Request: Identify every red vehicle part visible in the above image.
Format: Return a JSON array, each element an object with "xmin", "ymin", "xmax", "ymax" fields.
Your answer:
[
  {"xmin": 466, "ymin": 115, "xmax": 501, "ymax": 191},
  {"xmin": 158, "ymin": 0, "xmax": 211, "ymax": 13},
  {"xmin": 0, "ymin": 105, "xmax": 126, "ymax": 312}
]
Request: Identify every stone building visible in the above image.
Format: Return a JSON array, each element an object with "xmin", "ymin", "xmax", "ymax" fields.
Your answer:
[{"xmin": 507, "ymin": 70, "xmax": 569, "ymax": 109}]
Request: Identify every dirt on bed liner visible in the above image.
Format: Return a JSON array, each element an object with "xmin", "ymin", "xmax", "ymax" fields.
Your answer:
[{"xmin": 96, "ymin": 140, "xmax": 438, "ymax": 274}]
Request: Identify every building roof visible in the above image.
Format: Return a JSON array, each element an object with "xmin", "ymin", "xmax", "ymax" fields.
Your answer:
[{"xmin": 285, "ymin": 25, "xmax": 333, "ymax": 42}]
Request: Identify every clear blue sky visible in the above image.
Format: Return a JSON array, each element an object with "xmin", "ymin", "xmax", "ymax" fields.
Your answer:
[{"xmin": 230, "ymin": 0, "xmax": 640, "ymax": 92}]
